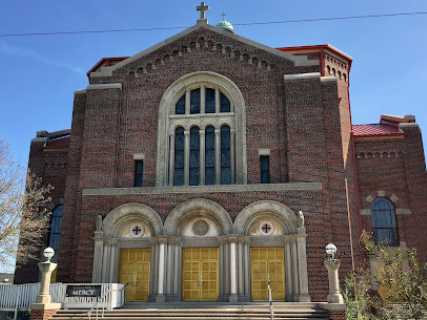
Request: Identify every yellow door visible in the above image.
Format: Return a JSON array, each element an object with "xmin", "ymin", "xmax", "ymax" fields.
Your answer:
[
  {"xmin": 251, "ymin": 247, "xmax": 285, "ymax": 301},
  {"xmin": 119, "ymin": 248, "xmax": 151, "ymax": 301},
  {"xmin": 182, "ymin": 247, "xmax": 219, "ymax": 301}
]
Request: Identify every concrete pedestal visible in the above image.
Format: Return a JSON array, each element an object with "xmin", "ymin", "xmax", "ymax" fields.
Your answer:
[{"xmin": 324, "ymin": 258, "xmax": 344, "ymax": 304}]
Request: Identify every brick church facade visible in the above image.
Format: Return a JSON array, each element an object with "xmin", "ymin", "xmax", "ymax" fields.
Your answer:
[{"xmin": 15, "ymin": 10, "xmax": 427, "ymax": 304}]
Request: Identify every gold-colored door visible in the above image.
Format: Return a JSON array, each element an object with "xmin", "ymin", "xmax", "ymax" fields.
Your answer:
[
  {"xmin": 182, "ymin": 247, "xmax": 219, "ymax": 301},
  {"xmin": 119, "ymin": 248, "xmax": 151, "ymax": 301},
  {"xmin": 251, "ymin": 247, "xmax": 285, "ymax": 301}
]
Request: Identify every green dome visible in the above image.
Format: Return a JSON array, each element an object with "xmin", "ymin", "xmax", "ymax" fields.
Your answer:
[{"xmin": 216, "ymin": 19, "xmax": 234, "ymax": 33}]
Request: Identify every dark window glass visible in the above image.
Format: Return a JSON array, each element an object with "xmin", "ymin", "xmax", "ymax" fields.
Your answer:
[
  {"xmin": 189, "ymin": 127, "xmax": 200, "ymax": 186},
  {"xmin": 133, "ymin": 160, "xmax": 144, "ymax": 187},
  {"xmin": 49, "ymin": 205, "xmax": 64, "ymax": 259},
  {"xmin": 175, "ymin": 94, "xmax": 185, "ymax": 114},
  {"xmin": 220, "ymin": 125, "xmax": 232, "ymax": 184},
  {"xmin": 220, "ymin": 93, "xmax": 231, "ymax": 113},
  {"xmin": 205, "ymin": 126, "xmax": 216, "ymax": 185},
  {"xmin": 174, "ymin": 127, "xmax": 185, "ymax": 185},
  {"xmin": 190, "ymin": 88, "xmax": 200, "ymax": 114},
  {"xmin": 205, "ymin": 88, "xmax": 216, "ymax": 113},
  {"xmin": 372, "ymin": 198, "xmax": 398, "ymax": 246},
  {"xmin": 260, "ymin": 155, "xmax": 271, "ymax": 183}
]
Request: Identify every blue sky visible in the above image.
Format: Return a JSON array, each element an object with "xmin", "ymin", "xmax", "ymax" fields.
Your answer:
[{"xmin": 1, "ymin": 0, "xmax": 427, "ymax": 169}]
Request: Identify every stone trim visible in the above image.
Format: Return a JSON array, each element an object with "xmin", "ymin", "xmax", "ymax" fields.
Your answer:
[
  {"xmin": 360, "ymin": 207, "xmax": 412, "ymax": 216},
  {"xmin": 109, "ymin": 24, "xmax": 316, "ymax": 76},
  {"xmin": 86, "ymin": 83, "xmax": 122, "ymax": 90},
  {"xmin": 82, "ymin": 182, "xmax": 322, "ymax": 196},
  {"xmin": 133, "ymin": 153, "xmax": 145, "ymax": 160},
  {"xmin": 284, "ymin": 72, "xmax": 320, "ymax": 81},
  {"xmin": 74, "ymin": 89, "xmax": 87, "ymax": 95},
  {"xmin": 234, "ymin": 200, "xmax": 300, "ymax": 234},
  {"xmin": 164, "ymin": 198, "xmax": 232, "ymax": 235},
  {"xmin": 399, "ymin": 122, "xmax": 419, "ymax": 128},
  {"xmin": 396, "ymin": 208, "xmax": 412, "ymax": 215},
  {"xmin": 320, "ymin": 75, "xmax": 338, "ymax": 83},
  {"xmin": 102, "ymin": 202, "xmax": 163, "ymax": 236},
  {"xmin": 257, "ymin": 148, "xmax": 270, "ymax": 156}
]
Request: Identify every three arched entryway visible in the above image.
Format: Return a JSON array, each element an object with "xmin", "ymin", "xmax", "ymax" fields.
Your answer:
[{"xmin": 92, "ymin": 199, "xmax": 310, "ymax": 303}]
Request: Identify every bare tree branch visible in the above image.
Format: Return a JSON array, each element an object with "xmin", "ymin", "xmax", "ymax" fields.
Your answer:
[{"xmin": 0, "ymin": 139, "xmax": 53, "ymax": 267}]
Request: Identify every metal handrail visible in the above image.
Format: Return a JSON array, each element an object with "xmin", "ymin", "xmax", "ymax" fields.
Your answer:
[
  {"xmin": 267, "ymin": 274, "xmax": 274, "ymax": 320},
  {"xmin": 88, "ymin": 285, "xmax": 111, "ymax": 320}
]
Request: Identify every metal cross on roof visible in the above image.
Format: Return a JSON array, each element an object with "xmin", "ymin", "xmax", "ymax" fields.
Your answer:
[{"xmin": 197, "ymin": 2, "xmax": 209, "ymax": 23}]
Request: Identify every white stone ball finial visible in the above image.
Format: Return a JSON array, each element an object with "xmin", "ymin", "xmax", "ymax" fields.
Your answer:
[
  {"xmin": 325, "ymin": 243, "xmax": 337, "ymax": 259},
  {"xmin": 43, "ymin": 247, "xmax": 55, "ymax": 262}
]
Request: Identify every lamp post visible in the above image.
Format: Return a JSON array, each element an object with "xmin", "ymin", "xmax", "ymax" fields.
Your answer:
[
  {"xmin": 324, "ymin": 243, "xmax": 344, "ymax": 304},
  {"xmin": 30, "ymin": 247, "xmax": 61, "ymax": 318}
]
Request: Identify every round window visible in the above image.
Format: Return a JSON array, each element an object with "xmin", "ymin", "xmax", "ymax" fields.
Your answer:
[
  {"xmin": 129, "ymin": 224, "xmax": 144, "ymax": 238},
  {"xmin": 192, "ymin": 219, "xmax": 210, "ymax": 236},
  {"xmin": 259, "ymin": 222, "xmax": 273, "ymax": 235}
]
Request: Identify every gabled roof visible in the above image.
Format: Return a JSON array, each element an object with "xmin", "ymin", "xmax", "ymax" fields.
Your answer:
[{"xmin": 88, "ymin": 23, "xmax": 316, "ymax": 77}]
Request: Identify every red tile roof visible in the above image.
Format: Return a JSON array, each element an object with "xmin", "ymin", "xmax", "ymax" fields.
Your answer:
[{"xmin": 352, "ymin": 124, "xmax": 403, "ymax": 137}]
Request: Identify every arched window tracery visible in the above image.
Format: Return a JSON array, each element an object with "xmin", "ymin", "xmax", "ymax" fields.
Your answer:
[{"xmin": 169, "ymin": 85, "xmax": 235, "ymax": 186}]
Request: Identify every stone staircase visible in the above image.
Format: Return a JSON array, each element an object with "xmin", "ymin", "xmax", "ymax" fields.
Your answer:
[{"xmin": 52, "ymin": 303, "xmax": 330, "ymax": 320}]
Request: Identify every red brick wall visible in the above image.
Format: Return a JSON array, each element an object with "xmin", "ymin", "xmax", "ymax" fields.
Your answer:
[
  {"xmin": 354, "ymin": 124, "xmax": 427, "ymax": 265},
  {"xmin": 14, "ymin": 136, "xmax": 69, "ymax": 284}
]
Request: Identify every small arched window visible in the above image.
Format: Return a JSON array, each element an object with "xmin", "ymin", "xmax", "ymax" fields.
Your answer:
[
  {"xmin": 49, "ymin": 205, "xmax": 64, "ymax": 259},
  {"xmin": 174, "ymin": 127, "xmax": 185, "ymax": 186},
  {"xmin": 371, "ymin": 198, "xmax": 398, "ymax": 246}
]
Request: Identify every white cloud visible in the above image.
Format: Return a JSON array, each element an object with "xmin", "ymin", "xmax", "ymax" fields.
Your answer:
[{"xmin": 0, "ymin": 41, "xmax": 84, "ymax": 75}]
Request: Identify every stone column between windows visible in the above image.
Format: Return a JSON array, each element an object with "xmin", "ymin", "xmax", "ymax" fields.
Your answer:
[
  {"xmin": 185, "ymin": 90, "xmax": 190, "ymax": 114},
  {"xmin": 199, "ymin": 129, "xmax": 205, "ymax": 185},
  {"xmin": 215, "ymin": 89, "xmax": 220, "ymax": 113},
  {"xmin": 184, "ymin": 130, "xmax": 190, "ymax": 185},
  {"xmin": 168, "ymin": 133, "xmax": 174, "ymax": 186},
  {"xmin": 200, "ymin": 85, "xmax": 206, "ymax": 114},
  {"xmin": 215, "ymin": 128, "xmax": 221, "ymax": 184}
]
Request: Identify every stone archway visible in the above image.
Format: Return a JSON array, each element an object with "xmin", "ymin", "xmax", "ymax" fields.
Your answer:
[
  {"xmin": 164, "ymin": 198, "xmax": 232, "ymax": 236},
  {"xmin": 233, "ymin": 200, "xmax": 311, "ymax": 302},
  {"xmin": 92, "ymin": 203, "xmax": 163, "ymax": 302},
  {"xmin": 156, "ymin": 71, "xmax": 248, "ymax": 186}
]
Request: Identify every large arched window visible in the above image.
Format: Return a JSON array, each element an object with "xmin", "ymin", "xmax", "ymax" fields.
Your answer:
[
  {"xmin": 168, "ymin": 84, "xmax": 236, "ymax": 186},
  {"xmin": 49, "ymin": 205, "xmax": 64, "ymax": 259},
  {"xmin": 157, "ymin": 72, "xmax": 247, "ymax": 186},
  {"xmin": 371, "ymin": 198, "xmax": 398, "ymax": 246}
]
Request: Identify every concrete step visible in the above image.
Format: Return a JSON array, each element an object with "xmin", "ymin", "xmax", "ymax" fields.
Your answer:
[
  {"xmin": 53, "ymin": 318, "xmax": 328, "ymax": 320},
  {"xmin": 53, "ymin": 304, "xmax": 329, "ymax": 320}
]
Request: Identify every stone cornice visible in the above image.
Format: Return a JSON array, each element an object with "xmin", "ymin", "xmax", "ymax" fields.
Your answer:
[
  {"xmin": 87, "ymin": 83, "xmax": 122, "ymax": 90},
  {"xmin": 82, "ymin": 182, "xmax": 322, "ymax": 197}
]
